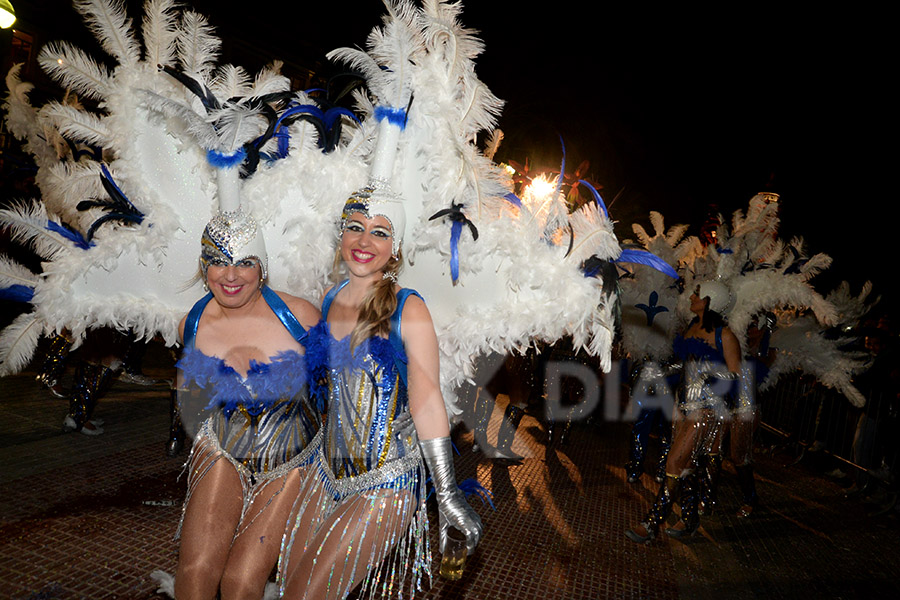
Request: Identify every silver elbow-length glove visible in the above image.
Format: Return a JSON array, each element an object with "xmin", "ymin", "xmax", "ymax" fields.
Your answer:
[{"xmin": 419, "ymin": 437, "xmax": 483, "ymax": 554}]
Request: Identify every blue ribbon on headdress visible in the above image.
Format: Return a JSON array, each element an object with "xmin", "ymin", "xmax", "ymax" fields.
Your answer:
[{"xmin": 428, "ymin": 203, "xmax": 479, "ymax": 283}]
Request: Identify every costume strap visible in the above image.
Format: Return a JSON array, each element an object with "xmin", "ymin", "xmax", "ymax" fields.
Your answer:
[
  {"xmin": 261, "ymin": 286, "xmax": 309, "ymax": 345},
  {"xmin": 183, "ymin": 293, "xmax": 213, "ymax": 349},
  {"xmin": 183, "ymin": 287, "xmax": 308, "ymax": 350},
  {"xmin": 321, "ymin": 280, "xmax": 350, "ymax": 320}
]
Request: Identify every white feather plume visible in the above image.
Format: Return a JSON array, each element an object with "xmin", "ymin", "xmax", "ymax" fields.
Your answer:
[
  {"xmin": 142, "ymin": 0, "xmax": 180, "ymax": 69},
  {"xmin": 38, "ymin": 41, "xmax": 113, "ymax": 101},
  {"xmin": 210, "ymin": 64, "xmax": 252, "ymax": 101},
  {"xmin": 175, "ymin": 10, "xmax": 221, "ymax": 79},
  {"xmin": 40, "ymin": 102, "xmax": 111, "ymax": 149},
  {"xmin": 327, "ymin": 1, "xmax": 421, "ymax": 108},
  {"xmin": 567, "ymin": 201, "xmax": 620, "ymax": 264},
  {"xmin": 250, "ymin": 62, "xmax": 290, "ymax": 98},
  {"xmin": 74, "ymin": 0, "xmax": 141, "ymax": 67},
  {"xmin": 0, "ymin": 256, "xmax": 39, "ymax": 290},
  {"xmin": 0, "ymin": 312, "xmax": 43, "ymax": 377},
  {"xmin": 0, "ymin": 202, "xmax": 76, "ymax": 261}
]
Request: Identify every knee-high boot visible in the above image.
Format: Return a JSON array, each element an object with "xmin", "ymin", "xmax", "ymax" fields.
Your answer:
[
  {"xmin": 473, "ymin": 391, "xmax": 523, "ymax": 461},
  {"xmin": 36, "ymin": 333, "xmax": 72, "ymax": 398},
  {"xmin": 667, "ymin": 473, "xmax": 700, "ymax": 538},
  {"xmin": 698, "ymin": 453, "xmax": 723, "ymax": 516},
  {"xmin": 166, "ymin": 387, "xmax": 186, "ymax": 457},
  {"xmin": 626, "ymin": 409, "xmax": 653, "ymax": 482},
  {"xmin": 63, "ymin": 362, "xmax": 113, "ymax": 435},
  {"xmin": 625, "ymin": 475, "xmax": 681, "ymax": 543},
  {"xmin": 655, "ymin": 419, "xmax": 672, "ymax": 483},
  {"xmin": 735, "ymin": 463, "xmax": 758, "ymax": 517}
]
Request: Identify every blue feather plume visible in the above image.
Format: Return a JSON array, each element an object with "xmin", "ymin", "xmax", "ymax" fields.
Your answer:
[{"xmin": 614, "ymin": 248, "xmax": 678, "ymax": 279}]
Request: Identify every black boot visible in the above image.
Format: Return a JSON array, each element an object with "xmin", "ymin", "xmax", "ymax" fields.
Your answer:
[
  {"xmin": 36, "ymin": 333, "xmax": 72, "ymax": 398},
  {"xmin": 473, "ymin": 389, "xmax": 524, "ymax": 462},
  {"xmin": 667, "ymin": 473, "xmax": 700, "ymax": 538},
  {"xmin": 495, "ymin": 404, "xmax": 525, "ymax": 461},
  {"xmin": 625, "ymin": 422, "xmax": 647, "ymax": 483},
  {"xmin": 735, "ymin": 464, "xmax": 758, "ymax": 517},
  {"xmin": 63, "ymin": 362, "xmax": 113, "ymax": 435},
  {"xmin": 166, "ymin": 387, "xmax": 186, "ymax": 457},
  {"xmin": 626, "ymin": 475, "xmax": 681, "ymax": 543},
  {"xmin": 698, "ymin": 453, "xmax": 722, "ymax": 516},
  {"xmin": 655, "ymin": 420, "xmax": 672, "ymax": 483}
]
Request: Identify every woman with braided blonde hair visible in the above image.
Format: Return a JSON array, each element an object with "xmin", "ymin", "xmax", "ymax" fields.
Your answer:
[{"xmin": 277, "ymin": 183, "xmax": 483, "ymax": 599}]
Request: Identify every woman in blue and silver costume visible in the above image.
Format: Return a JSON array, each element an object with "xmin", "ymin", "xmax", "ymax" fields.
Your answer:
[
  {"xmin": 626, "ymin": 280, "xmax": 741, "ymax": 543},
  {"xmin": 164, "ymin": 204, "xmax": 322, "ymax": 599},
  {"xmin": 277, "ymin": 183, "xmax": 483, "ymax": 599}
]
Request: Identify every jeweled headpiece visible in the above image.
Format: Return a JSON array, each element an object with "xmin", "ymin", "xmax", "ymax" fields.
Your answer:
[
  {"xmin": 341, "ymin": 178, "xmax": 406, "ymax": 256},
  {"xmin": 199, "ymin": 166, "xmax": 268, "ymax": 281}
]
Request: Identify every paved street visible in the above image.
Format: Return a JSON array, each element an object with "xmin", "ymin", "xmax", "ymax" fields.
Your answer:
[{"xmin": 2, "ymin": 341, "xmax": 899, "ymax": 599}]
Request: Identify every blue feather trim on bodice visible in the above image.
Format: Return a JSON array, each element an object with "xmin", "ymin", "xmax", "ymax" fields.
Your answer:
[{"xmin": 177, "ymin": 347, "xmax": 308, "ymax": 416}]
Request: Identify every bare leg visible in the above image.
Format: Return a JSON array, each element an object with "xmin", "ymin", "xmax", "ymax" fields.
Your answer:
[
  {"xmin": 282, "ymin": 490, "xmax": 416, "ymax": 600},
  {"xmin": 219, "ymin": 468, "xmax": 303, "ymax": 600},
  {"xmin": 174, "ymin": 446, "xmax": 243, "ymax": 600}
]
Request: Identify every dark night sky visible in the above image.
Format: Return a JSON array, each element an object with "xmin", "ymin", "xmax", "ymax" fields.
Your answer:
[{"xmin": 10, "ymin": 1, "xmax": 895, "ymax": 314}]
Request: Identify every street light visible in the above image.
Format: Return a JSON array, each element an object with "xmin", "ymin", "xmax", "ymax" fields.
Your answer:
[{"xmin": 0, "ymin": 0, "xmax": 15, "ymax": 29}]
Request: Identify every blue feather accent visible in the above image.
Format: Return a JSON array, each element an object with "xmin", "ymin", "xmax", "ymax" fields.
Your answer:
[
  {"xmin": 0, "ymin": 284, "xmax": 34, "ymax": 303},
  {"xmin": 459, "ymin": 478, "xmax": 495, "ymax": 510},
  {"xmin": 206, "ymin": 148, "xmax": 247, "ymax": 169},
  {"xmin": 580, "ymin": 179, "xmax": 608, "ymax": 217},
  {"xmin": 504, "ymin": 193, "xmax": 522, "ymax": 207},
  {"xmin": 75, "ymin": 165, "xmax": 145, "ymax": 242},
  {"xmin": 45, "ymin": 220, "xmax": 93, "ymax": 250},
  {"xmin": 614, "ymin": 248, "xmax": 678, "ymax": 279},
  {"xmin": 716, "ymin": 247, "xmax": 733, "ymax": 254},
  {"xmin": 374, "ymin": 105, "xmax": 408, "ymax": 129},
  {"xmin": 555, "ymin": 135, "xmax": 566, "ymax": 201}
]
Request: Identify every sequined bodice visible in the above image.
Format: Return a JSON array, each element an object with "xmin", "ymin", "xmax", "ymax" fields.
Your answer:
[
  {"xmin": 306, "ymin": 323, "xmax": 417, "ymax": 479},
  {"xmin": 177, "ymin": 287, "xmax": 320, "ymax": 474}
]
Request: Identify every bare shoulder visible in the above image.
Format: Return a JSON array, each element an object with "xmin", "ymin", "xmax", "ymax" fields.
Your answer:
[
  {"xmin": 399, "ymin": 292, "xmax": 432, "ymax": 323},
  {"xmin": 273, "ymin": 290, "xmax": 322, "ymax": 328},
  {"xmin": 178, "ymin": 314, "xmax": 187, "ymax": 345},
  {"xmin": 721, "ymin": 326, "xmax": 740, "ymax": 345}
]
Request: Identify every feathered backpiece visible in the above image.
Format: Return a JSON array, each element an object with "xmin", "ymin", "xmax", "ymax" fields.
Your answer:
[
  {"xmin": 677, "ymin": 193, "xmax": 837, "ymax": 345},
  {"xmin": 618, "ymin": 211, "xmax": 697, "ymax": 362},
  {"xmin": 639, "ymin": 193, "xmax": 870, "ymax": 406},
  {"xmin": 2, "ymin": 0, "xmax": 630, "ymax": 424},
  {"xmin": 0, "ymin": 0, "xmax": 366, "ymax": 375},
  {"xmin": 322, "ymin": 0, "xmax": 630, "ymax": 417}
]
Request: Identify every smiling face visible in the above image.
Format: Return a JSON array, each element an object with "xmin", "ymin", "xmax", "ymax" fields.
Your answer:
[
  {"xmin": 340, "ymin": 213, "xmax": 394, "ymax": 279},
  {"xmin": 205, "ymin": 257, "xmax": 263, "ymax": 309}
]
